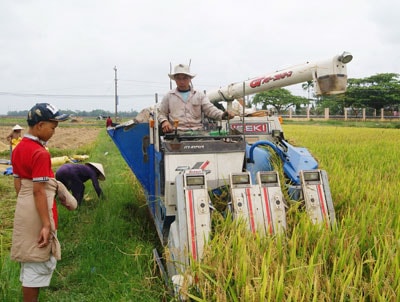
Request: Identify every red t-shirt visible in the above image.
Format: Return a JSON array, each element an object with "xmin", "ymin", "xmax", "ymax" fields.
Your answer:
[
  {"xmin": 12, "ymin": 136, "xmax": 58, "ymax": 229},
  {"xmin": 106, "ymin": 117, "xmax": 112, "ymax": 127}
]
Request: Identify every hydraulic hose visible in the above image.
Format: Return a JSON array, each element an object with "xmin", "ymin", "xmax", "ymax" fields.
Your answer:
[{"xmin": 248, "ymin": 140, "xmax": 287, "ymax": 163}]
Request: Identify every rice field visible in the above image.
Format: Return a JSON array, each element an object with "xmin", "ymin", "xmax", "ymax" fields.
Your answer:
[
  {"xmin": 1, "ymin": 123, "xmax": 399, "ymax": 301},
  {"xmin": 183, "ymin": 125, "xmax": 400, "ymax": 301}
]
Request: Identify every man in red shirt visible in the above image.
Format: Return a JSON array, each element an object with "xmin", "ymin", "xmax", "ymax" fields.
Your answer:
[
  {"xmin": 106, "ymin": 116, "xmax": 113, "ymax": 128},
  {"xmin": 11, "ymin": 103, "xmax": 69, "ymax": 301}
]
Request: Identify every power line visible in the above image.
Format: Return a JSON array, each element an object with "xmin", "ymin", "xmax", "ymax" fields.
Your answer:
[{"xmin": 0, "ymin": 92, "xmax": 157, "ymax": 98}]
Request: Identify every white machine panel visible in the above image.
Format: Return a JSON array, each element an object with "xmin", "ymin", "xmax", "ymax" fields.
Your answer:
[
  {"xmin": 167, "ymin": 169, "xmax": 211, "ymax": 277},
  {"xmin": 256, "ymin": 171, "xmax": 287, "ymax": 235},
  {"xmin": 300, "ymin": 170, "xmax": 334, "ymax": 228}
]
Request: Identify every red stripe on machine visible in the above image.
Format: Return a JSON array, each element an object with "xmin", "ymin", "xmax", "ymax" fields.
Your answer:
[
  {"xmin": 200, "ymin": 160, "xmax": 210, "ymax": 170},
  {"xmin": 317, "ymin": 184, "xmax": 329, "ymax": 229},
  {"xmin": 245, "ymin": 188, "xmax": 256, "ymax": 233},
  {"xmin": 262, "ymin": 187, "xmax": 274, "ymax": 235},
  {"xmin": 187, "ymin": 190, "xmax": 197, "ymax": 260}
]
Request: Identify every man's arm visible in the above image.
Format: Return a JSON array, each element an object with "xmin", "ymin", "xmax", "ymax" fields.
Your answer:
[
  {"xmin": 158, "ymin": 95, "xmax": 170, "ymax": 125},
  {"xmin": 201, "ymin": 94, "xmax": 235, "ymax": 120},
  {"xmin": 33, "ymin": 181, "xmax": 52, "ymax": 248},
  {"xmin": 6, "ymin": 132, "xmax": 13, "ymax": 143},
  {"xmin": 14, "ymin": 177, "xmax": 21, "ymax": 195},
  {"xmin": 87, "ymin": 167, "xmax": 103, "ymax": 198},
  {"xmin": 91, "ymin": 177, "xmax": 103, "ymax": 198},
  {"xmin": 158, "ymin": 95, "xmax": 174, "ymax": 132}
]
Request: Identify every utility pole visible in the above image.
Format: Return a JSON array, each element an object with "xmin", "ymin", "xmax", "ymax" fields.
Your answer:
[{"xmin": 114, "ymin": 66, "xmax": 118, "ymax": 120}]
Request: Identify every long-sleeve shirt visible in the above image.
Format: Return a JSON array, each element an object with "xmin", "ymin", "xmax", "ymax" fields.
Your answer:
[
  {"xmin": 55, "ymin": 164, "xmax": 102, "ymax": 204},
  {"xmin": 158, "ymin": 88, "xmax": 224, "ymax": 131}
]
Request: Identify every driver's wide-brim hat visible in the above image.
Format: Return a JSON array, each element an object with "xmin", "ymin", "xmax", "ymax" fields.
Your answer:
[{"xmin": 168, "ymin": 64, "xmax": 196, "ymax": 80}]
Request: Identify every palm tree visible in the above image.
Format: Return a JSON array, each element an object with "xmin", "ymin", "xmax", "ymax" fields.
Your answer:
[
  {"xmin": 302, "ymin": 80, "xmax": 314, "ymax": 113},
  {"xmin": 302, "ymin": 80, "xmax": 314, "ymax": 100}
]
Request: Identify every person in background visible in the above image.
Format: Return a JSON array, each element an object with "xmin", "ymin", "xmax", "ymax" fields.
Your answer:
[
  {"xmin": 11, "ymin": 103, "xmax": 69, "ymax": 301},
  {"xmin": 55, "ymin": 162, "xmax": 106, "ymax": 206},
  {"xmin": 7, "ymin": 124, "xmax": 24, "ymax": 149},
  {"xmin": 158, "ymin": 64, "xmax": 234, "ymax": 132},
  {"xmin": 106, "ymin": 116, "xmax": 113, "ymax": 128}
]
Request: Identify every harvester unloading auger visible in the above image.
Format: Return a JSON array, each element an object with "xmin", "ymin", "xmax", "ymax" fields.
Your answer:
[{"xmin": 107, "ymin": 52, "xmax": 353, "ymax": 296}]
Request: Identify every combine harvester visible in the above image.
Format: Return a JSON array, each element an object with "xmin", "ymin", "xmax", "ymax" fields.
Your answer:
[{"xmin": 107, "ymin": 52, "xmax": 353, "ymax": 294}]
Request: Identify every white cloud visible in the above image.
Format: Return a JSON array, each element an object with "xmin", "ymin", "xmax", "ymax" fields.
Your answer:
[{"xmin": 0, "ymin": 0, "xmax": 399, "ymax": 114}]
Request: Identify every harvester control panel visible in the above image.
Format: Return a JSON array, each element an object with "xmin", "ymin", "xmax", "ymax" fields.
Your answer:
[
  {"xmin": 185, "ymin": 175, "xmax": 205, "ymax": 188},
  {"xmin": 256, "ymin": 171, "xmax": 287, "ymax": 234},
  {"xmin": 300, "ymin": 170, "xmax": 331, "ymax": 228},
  {"xmin": 229, "ymin": 171, "xmax": 287, "ymax": 235}
]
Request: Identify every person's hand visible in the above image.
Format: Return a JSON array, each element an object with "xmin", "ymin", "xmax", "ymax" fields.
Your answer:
[
  {"xmin": 222, "ymin": 111, "xmax": 235, "ymax": 120},
  {"xmin": 37, "ymin": 226, "xmax": 51, "ymax": 248},
  {"xmin": 161, "ymin": 121, "xmax": 173, "ymax": 133}
]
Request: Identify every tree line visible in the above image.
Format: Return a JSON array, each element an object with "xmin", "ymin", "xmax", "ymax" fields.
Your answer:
[
  {"xmin": 6, "ymin": 73, "xmax": 399, "ymax": 118},
  {"xmin": 6, "ymin": 108, "xmax": 140, "ymax": 118},
  {"xmin": 252, "ymin": 73, "xmax": 400, "ymax": 116}
]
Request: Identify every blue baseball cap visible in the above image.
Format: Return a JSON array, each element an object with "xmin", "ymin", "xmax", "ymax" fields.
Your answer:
[{"xmin": 27, "ymin": 103, "xmax": 69, "ymax": 126}]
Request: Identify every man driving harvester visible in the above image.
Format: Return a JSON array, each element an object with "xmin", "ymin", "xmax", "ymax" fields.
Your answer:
[{"xmin": 158, "ymin": 63, "xmax": 234, "ymax": 132}]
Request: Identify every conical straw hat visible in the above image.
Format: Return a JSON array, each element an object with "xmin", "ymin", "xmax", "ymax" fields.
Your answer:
[
  {"xmin": 85, "ymin": 162, "xmax": 106, "ymax": 180},
  {"xmin": 13, "ymin": 124, "xmax": 24, "ymax": 130}
]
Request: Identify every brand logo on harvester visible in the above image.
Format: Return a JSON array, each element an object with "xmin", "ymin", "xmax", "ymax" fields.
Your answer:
[
  {"xmin": 184, "ymin": 145, "xmax": 205, "ymax": 150},
  {"xmin": 250, "ymin": 71, "xmax": 293, "ymax": 88},
  {"xmin": 231, "ymin": 123, "xmax": 268, "ymax": 133}
]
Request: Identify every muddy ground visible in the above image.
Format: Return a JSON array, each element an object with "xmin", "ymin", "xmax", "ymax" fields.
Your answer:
[{"xmin": 0, "ymin": 126, "xmax": 101, "ymax": 152}]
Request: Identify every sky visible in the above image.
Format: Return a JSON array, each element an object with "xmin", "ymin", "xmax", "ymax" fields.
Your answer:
[{"xmin": 0, "ymin": 0, "xmax": 399, "ymax": 115}]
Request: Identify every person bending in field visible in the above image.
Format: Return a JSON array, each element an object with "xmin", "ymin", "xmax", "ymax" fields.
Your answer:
[{"xmin": 55, "ymin": 162, "xmax": 106, "ymax": 206}]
